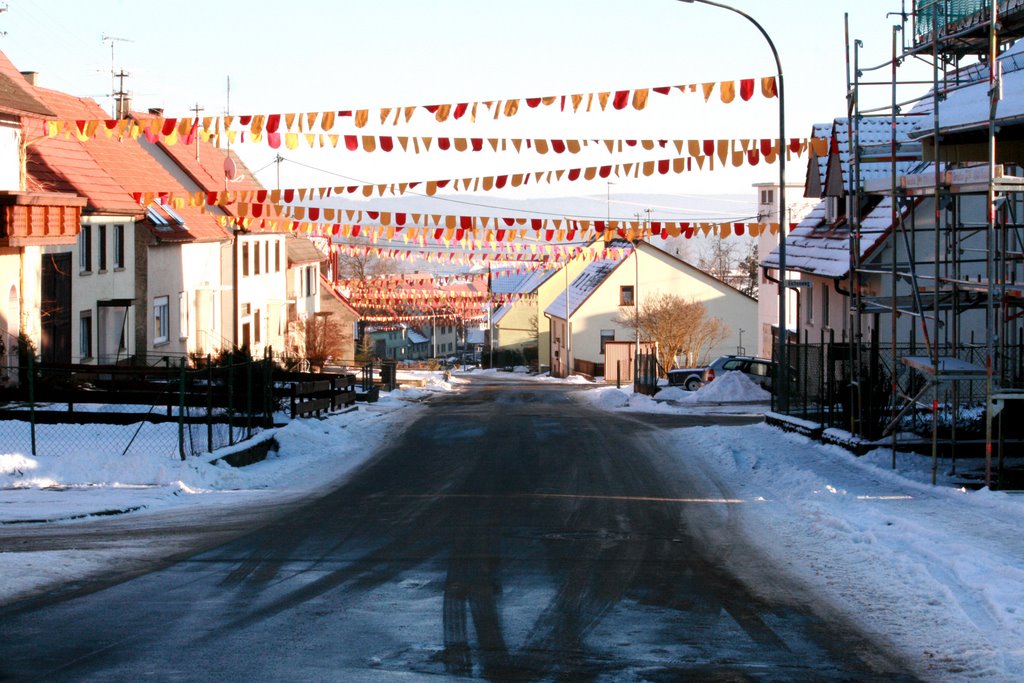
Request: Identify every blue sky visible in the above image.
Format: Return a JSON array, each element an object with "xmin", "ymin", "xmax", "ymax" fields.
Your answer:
[{"xmin": 1, "ymin": 0, "xmax": 934, "ymax": 210}]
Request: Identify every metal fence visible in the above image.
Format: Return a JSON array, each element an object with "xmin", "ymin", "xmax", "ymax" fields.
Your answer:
[{"xmin": 777, "ymin": 335, "xmax": 998, "ymax": 440}]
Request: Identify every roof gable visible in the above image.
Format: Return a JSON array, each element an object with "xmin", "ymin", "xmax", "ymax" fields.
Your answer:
[{"xmin": 0, "ymin": 51, "xmax": 52, "ymax": 117}]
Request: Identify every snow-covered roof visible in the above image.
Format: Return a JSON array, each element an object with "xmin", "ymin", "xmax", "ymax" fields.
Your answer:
[
  {"xmin": 909, "ymin": 40, "xmax": 1024, "ymax": 136},
  {"xmin": 806, "ymin": 122, "xmax": 833, "ymax": 195},
  {"xmin": 763, "ymin": 196, "xmax": 912, "ymax": 278},
  {"xmin": 544, "ymin": 250, "xmax": 630, "ymax": 320},
  {"xmin": 492, "ymin": 267, "xmax": 558, "ymax": 324},
  {"xmin": 407, "ymin": 330, "xmax": 429, "ymax": 344},
  {"xmin": 825, "ymin": 118, "xmax": 922, "ymax": 195}
]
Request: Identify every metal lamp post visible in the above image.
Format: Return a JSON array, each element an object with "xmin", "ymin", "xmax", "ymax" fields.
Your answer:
[{"xmin": 677, "ymin": 0, "xmax": 787, "ymax": 410}]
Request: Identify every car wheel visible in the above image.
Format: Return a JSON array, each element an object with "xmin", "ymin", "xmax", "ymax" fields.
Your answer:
[{"xmin": 685, "ymin": 377, "xmax": 701, "ymax": 391}]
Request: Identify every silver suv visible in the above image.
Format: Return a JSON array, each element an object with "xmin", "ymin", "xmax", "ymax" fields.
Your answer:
[{"xmin": 702, "ymin": 355, "xmax": 775, "ymax": 392}]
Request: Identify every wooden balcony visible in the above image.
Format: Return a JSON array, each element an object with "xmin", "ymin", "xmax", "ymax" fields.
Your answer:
[{"xmin": 0, "ymin": 191, "xmax": 86, "ymax": 247}]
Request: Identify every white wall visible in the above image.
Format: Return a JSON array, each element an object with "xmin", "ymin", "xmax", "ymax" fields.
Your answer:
[
  {"xmin": 71, "ymin": 217, "xmax": 135, "ymax": 363},
  {"xmin": 180, "ymin": 241, "xmax": 225, "ymax": 357},
  {"xmin": 0, "ymin": 119, "xmax": 21, "ymax": 191},
  {"xmin": 236, "ymin": 233, "xmax": 288, "ymax": 356}
]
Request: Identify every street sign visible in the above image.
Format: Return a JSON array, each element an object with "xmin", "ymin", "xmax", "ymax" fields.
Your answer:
[{"xmin": 785, "ymin": 279, "xmax": 812, "ymax": 288}]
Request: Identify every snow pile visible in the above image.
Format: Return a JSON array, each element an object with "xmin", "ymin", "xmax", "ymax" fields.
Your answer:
[
  {"xmin": 653, "ymin": 386, "xmax": 689, "ymax": 402},
  {"xmin": 680, "ymin": 370, "xmax": 770, "ymax": 403},
  {"xmin": 591, "ymin": 387, "xmax": 630, "ymax": 409}
]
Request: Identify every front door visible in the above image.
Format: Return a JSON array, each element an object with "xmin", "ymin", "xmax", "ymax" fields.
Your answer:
[{"xmin": 40, "ymin": 253, "xmax": 72, "ymax": 364}]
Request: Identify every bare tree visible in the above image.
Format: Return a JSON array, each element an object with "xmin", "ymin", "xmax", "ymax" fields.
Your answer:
[
  {"xmin": 292, "ymin": 312, "xmax": 352, "ymax": 370},
  {"xmin": 698, "ymin": 235, "xmax": 740, "ymax": 281},
  {"xmin": 337, "ymin": 237, "xmax": 404, "ymax": 281},
  {"xmin": 616, "ymin": 293, "xmax": 729, "ymax": 371}
]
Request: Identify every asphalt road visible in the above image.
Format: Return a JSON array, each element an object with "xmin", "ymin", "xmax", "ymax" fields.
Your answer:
[{"xmin": 0, "ymin": 377, "xmax": 914, "ymax": 681}]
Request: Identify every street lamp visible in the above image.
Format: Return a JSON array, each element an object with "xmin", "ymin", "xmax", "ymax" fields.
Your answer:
[{"xmin": 677, "ymin": 0, "xmax": 787, "ymax": 410}]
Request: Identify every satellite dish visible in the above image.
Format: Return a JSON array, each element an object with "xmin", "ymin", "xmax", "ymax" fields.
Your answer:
[{"xmin": 223, "ymin": 155, "xmax": 236, "ymax": 179}]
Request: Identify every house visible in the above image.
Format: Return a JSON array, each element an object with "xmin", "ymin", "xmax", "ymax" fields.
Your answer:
[
  {"xmin": 0, "ymin": 59, "xmax": 85, "ymax": 375},
  {"xmin": 752, "ymin": 180, "xmax": 817, "ymax": 358},
  {"xmin": 317, "ymin": 274, "xmax": 359, "ymax": 364},
  {"xmin": 135, "ymin": 109, "xmax": 286, "ymax": 359},
  {"xmin": 545, "ymin": 240, "xmax": 757, "ymax": 379},
  {"xmin": 492, "ymin": 259, "xmax": 596, "ymax": 371},
  {"xmin": 491, "ymin": 267, "xmax": 554, "ymax": 368},
  {"xmin": 762, "ymin": 117, "xmax": 927, "ymax": 349},
  {"xmin": 367, "ymin": 323, "xmax": 414, "ymax": 360},
  {"xmin": 283, "ymin": 234, "xmax": 326, "ymax": 357},
  {"xmin": 29, "ymin": 87, "xmax": 233, "ymax": 364}
]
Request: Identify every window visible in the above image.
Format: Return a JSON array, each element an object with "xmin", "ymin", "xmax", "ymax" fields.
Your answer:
[
  {"xmin": 79, "ymin": 224, "xmax": 92, "ymax": 272},
  {"xmin": 821, "ymin": 282, "xmax": 829, "ymax": 329},
  {"xmin": 305, "ymin": 266, "xmax": 313, "ymax": 296},
  {"xmin": 275, "ymin": 241, "xmax": 281, "ymax": 271},
  {"xmin": 254, "ymin": 309, "xmax": 261, "ymax": 343},
  {"xmin": 805, "ymin": 284, "xmax": 814, "ymax": 325},
  {"xmin": 240, "ymin": 302, "xmax": 251, "ymax": 316},
  {"xmin": 179, "ymin": 291, "xmax": 189, "ymax": 340},
  {"xmin": 113, "ymin": 224, "xmax": 125, "ymax": 268},
  {"xmin": 264, "ymin": 242, "xmax": 270, "ymax": 273},
  {"xmin": 79, "ymin": 310, "xmax": 92, "ymax": 359},
  {"xmin": 153, "ymin": 295, "xmax": 170, "ymax": 344},
  {"xmin": 600, "ymin": 329, "xmax": 615, "ymax": 354},
  {"xmin": 97, "ymin": 225, "xmax": 107, "ymax": 271},
  {"xmin": 761, "ymin": 189, "xmax": 774, "ymax": 204},
  {"xmin": 620, "ymin": 285, "xmax": 635, "ymax": 306},
  {"xmin": 242, "ymin": 242, "xmax": 250, "ymax": 276},
  {"xmin": 254, "ymin": 241, "xmax": 261, "ymax": 275}
]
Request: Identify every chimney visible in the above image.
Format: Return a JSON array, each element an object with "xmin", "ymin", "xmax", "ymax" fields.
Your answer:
[
  {"xmin": 115, "ymin": 95, "xmax": 133, "ymax": 120},
  {"xmin": 20, "ymin": 71, "xmax": 38, "ymax": 86},
  {"xmin": 148, "ymin": 107, "xmax": 163, "ymax": 117}
]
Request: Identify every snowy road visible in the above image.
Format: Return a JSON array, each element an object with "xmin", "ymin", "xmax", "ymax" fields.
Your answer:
[{"xmin": 0, "ymin": 378, "xmax": 913, "ymax": 681}]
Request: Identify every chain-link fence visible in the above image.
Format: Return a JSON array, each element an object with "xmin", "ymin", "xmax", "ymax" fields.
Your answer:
[{"xmin": 0, "ymin": 353, "xmax": 277, "ymax": 461}]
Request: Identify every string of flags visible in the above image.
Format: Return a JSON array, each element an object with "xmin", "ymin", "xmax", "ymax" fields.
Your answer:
[
  {"xmin": 44, "ymin": 75, "xmax": 779, "ymax": 145},
  {"xmin": 230, "ymin": 215, "xmax": 787, "ymax": 244},
  {"xmin": 131, "ymin": 138, "xmax": 818, "ymax": 208}
]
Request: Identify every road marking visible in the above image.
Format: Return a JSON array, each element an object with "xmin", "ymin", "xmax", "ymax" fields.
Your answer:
[{"xmin": 390, "ymin": 493, "xmax": 747, "ymax": 504}]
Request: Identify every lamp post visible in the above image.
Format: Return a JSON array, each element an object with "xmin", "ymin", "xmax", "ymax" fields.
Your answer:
[{"xmin": 677, "ymin": 0, "xmax": 787, "ymax": 410}]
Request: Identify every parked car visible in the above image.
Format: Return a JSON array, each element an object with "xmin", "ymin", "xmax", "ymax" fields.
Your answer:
[
  {"xmin": 702, "ymin": 355, "xmax": 776, "ymax": 392},
  {"xmin": 666, "ymin": 367, "xmax": 707, "ymax": 391}
]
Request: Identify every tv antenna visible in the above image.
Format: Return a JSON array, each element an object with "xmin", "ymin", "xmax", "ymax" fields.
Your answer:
[{"xmin": 102, "ymin": 35, "xmax": 132, "ymax": 115}]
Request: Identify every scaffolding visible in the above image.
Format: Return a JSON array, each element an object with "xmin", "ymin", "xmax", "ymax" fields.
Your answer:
[{"xmin": 842, "ymin": 0, "xmax": 1024, "ymax": 487}]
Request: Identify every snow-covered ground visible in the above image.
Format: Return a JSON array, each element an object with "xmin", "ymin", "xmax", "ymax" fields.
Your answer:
[{"xmin": 2, "ymin": 368, "xmax": 1022, "ymax": 680}]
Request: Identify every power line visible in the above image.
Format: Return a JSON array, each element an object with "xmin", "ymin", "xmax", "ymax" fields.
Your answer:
[{"xmin": 267, "ymin": 155, "xmax": 760, "ymax": 224}]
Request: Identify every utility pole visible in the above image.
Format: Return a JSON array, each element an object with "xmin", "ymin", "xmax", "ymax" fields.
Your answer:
[
  {"xmin": 274, "ymin": 154, "xmax": 284, "ymax": 190},
  {"xmin": 102, "ymin": 35, "xmax": 132, "ymax": 118},
  {"xmin": 113, "ymin": 70, "xmax": 130, "ymax": 119}
]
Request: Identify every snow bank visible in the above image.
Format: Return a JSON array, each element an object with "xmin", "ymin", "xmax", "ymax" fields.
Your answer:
[
  {"xmin": 680, "ymin": 370, "xmax": 770, "ymax": 402},
  {"xmin": 665, "ymin": 423, "xmax": 1024, "ymax": 681}
]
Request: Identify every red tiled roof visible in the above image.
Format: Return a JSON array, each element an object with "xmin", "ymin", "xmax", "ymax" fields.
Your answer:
[
  {"xmin": 155, "ymin": 134, "xmax": 263, "ymax": 196},
  {"xmin": 30, "ymin": 89, "xmax": 229, "ymax": 242},
  {"xmin": 28, "ymin": 90, "xmax": 140, "ymax": 215}
]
